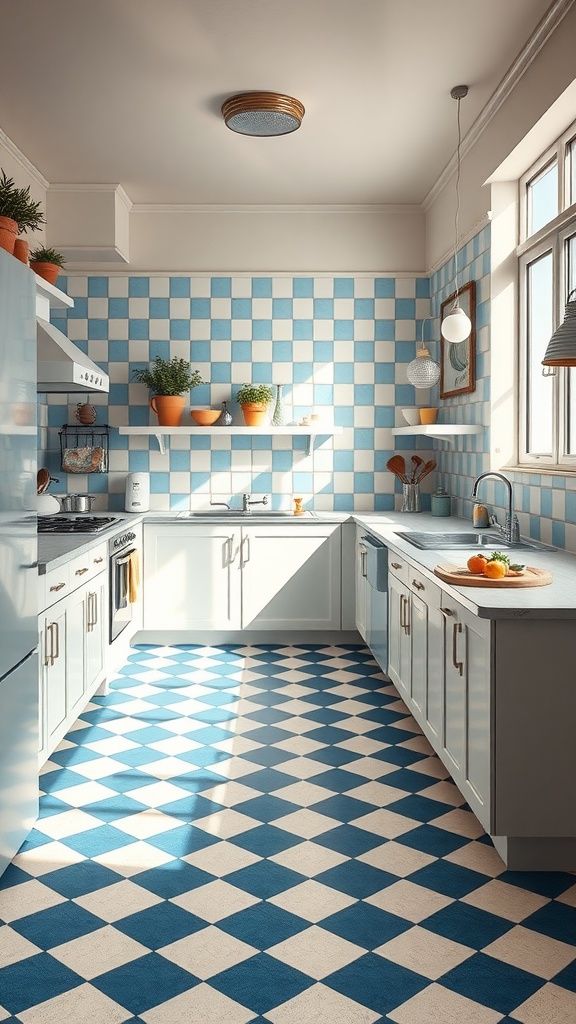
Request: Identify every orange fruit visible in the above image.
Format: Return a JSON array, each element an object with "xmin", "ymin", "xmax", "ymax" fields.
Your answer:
[
  {"xmin": 483, "ymin": 559, "xmax": 507, "ymax": 579},
  {"xmin": 467, "ymin": 554, "xmax": 488, "ymax": 574}
]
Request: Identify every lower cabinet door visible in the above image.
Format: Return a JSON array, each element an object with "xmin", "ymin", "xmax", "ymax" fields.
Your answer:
[
  {"xmin": 143, "ymin": 524, "xmax": 241, "ymax": 630},
  {"xmin": 240, "ymin": 525, "xmax": 341, "ymax": 630},
  {"xmin": 67, "ymin": 589, "xmax": 86, "ymax": 718},
  {"xmin": 355, "ymin": 529, "xmax": 368, "ymax": 641},
  {"xmin": 85, "ymin": 579, "xmax": 106, "ymax": 696},
  {"xmin": 387, "ymin": 572, "xmax": 411, "ymax": 699},
  {"xmin": 41, "ymin": 608, "xmax": 67, "ymax": 757}
]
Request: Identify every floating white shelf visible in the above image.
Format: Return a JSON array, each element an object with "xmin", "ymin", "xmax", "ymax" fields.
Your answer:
[
  {"xmin": 118, "ymin": 424, "xmax": 342, "ymax": 456},
  {"xmin": 35, "ymin": 276, "xmax": 74, "ymax": 309},
  {"xmin": 392, "ymin": 424, "xmax": 482, "ymax": 445}
]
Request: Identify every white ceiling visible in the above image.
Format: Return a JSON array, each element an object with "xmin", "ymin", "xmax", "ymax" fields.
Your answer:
[{"xmin": 0, "ymin": 0, "xmax": 559, "ymax": 207}]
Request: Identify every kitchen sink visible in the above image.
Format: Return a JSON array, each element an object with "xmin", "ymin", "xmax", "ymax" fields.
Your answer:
[
  {"xmin": 394, "ymin": 531, "xmax": 548, "ymax": 551},
  {"xmin": 177, "ymin": 509, "xmax": 315, "ymax": 519}
]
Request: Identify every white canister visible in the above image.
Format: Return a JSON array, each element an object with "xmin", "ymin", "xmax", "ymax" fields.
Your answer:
[{"xmin": 125, "ymin": 472, "xmax": 150, "ymax": 512}]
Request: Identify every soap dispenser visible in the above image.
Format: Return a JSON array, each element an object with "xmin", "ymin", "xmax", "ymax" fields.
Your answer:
[{"xmin": 473, "ymin": 500, "xmax": 489, "ymax": 528}]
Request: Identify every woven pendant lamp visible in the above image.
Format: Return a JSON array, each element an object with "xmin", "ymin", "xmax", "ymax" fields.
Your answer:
[
  {"xmin": 407, "ymin": 318, "xmax": 440, "ymax": 388},
  {"xmin": 542, "ymin": 289, "xmax": 576, "ymax": 367}
]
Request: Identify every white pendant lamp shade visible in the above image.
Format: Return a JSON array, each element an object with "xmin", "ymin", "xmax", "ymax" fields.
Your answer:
[
  {"xmin": 542, "ymin": 290, "xmax": 576, "ymax": 367},
  {"xmin": 407, "ymin": 346, "xmax": 440, "ymax": 388},
  {"xmin": 441, "ymin": 302, "xmax": 472, "ymax": 343}
]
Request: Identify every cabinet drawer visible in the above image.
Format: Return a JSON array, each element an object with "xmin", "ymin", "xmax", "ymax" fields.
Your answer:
[
  {"xmin": 68, "ymin": 543, "xmax": 107, "ymax": 588},
  {"xmin": 408, "ymin": 566, "xmax": 441, "ymax": 608},
  {"xmin": 388, "ymin": 550, "xmax": 409, "ymax": 584},
  {"xmin": 40, "ymin": 542, "xmax": 107, "ymax": 611},
  {"xmin": 41, "ymin": 564, "xmax": 71, "ymax": 609}
]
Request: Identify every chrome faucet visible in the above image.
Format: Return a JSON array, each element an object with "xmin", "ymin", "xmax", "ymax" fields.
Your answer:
[
  {"xmin": 242, "ymin": 493, "xmax": 269, "ymax": 514},
  {"xmin": 471, "ymin": 471, "xmax": 520, "ymax": 543}
]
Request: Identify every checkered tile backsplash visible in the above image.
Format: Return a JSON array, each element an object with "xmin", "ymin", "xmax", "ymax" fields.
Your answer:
[
  {"xmin": 37, "ymin": 246, "xmax": 576, "ymax": 549},
  {"xmin": 40, "ymin": 275, "xmax": 430, "ymax": 513}
]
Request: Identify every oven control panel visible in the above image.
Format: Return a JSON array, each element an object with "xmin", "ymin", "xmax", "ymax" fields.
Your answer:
[{"xmin": 112, "ymin": 531, "xmax": 136, "ymax": 551}]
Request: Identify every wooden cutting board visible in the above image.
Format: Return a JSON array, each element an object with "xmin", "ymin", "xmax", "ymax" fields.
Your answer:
[{"xmin": 434, "ymin": 563, "xmax": 553, "ymax": 588}]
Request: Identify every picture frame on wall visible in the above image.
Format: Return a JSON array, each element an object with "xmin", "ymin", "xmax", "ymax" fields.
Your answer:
[{"xmin": 439, "ymin": 280, "xmax": 476, "ymax": 398}]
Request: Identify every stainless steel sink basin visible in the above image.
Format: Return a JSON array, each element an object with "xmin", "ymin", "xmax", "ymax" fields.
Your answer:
[
  {"xmin": 395, "ymin": 531, "xmax": 546, "ymax": 551},
  {"xmin": 177, "ymin": 510, "xmax": 314, "ymax": 519}
]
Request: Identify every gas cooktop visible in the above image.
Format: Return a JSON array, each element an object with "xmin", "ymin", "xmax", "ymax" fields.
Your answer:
[{"xmin": 38, "ymin": 516, "xmax": 120, "ymax": 534}]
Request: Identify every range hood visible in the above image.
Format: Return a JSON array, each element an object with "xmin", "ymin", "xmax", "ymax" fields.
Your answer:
[{"xmin": 37, "ymin": 317, "xmax": 109, "ymax": 394}]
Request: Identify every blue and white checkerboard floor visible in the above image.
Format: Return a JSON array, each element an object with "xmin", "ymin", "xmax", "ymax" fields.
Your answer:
[{"xmin": 2, "ymin": 644, "xmax": 576, "ymax": 1023}]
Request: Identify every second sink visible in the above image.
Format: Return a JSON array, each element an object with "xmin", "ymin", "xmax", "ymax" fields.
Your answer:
[{"xmin": 395, "ymin": 531, "xmax": 544, "ymax": 551}]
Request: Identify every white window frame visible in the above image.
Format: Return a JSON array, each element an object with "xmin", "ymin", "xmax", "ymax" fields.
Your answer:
[{"xmin": 517, "ymin": 120, "xmax": 576, "ymax": 470}]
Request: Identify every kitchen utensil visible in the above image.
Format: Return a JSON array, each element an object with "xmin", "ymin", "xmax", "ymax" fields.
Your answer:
[
  {"xmin": 415, "ymin": 459, "xmax": 437, "ymax": 482},
  {"xmin": 58, "ymin": 494, "xmax": 96, "ymax": 513},
  {"xmin": 410, "ymin": 455, "xmax": 424, "ymax": 482},
  {"xmin": 434, "ymin": 563, "xmax": 552, "ymax": 588},
  {"xmin": 37, "ymin": 468, "xmax": 60, "ymax": 494},
  {"xmin": 386, "ymin": 455, "xmax": 408, "ymax": 483},
  {"xmin": 36, "ymin": 493, "xmax": 61, "ymax": 514}
]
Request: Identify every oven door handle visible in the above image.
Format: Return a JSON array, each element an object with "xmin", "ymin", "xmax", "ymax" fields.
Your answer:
[{"xmin": 115, "ymin": 552, "xmax": 132, "ymax": 610}]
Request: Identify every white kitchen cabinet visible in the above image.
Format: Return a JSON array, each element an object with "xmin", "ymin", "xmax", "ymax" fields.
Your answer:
[
  {"xmin": 143, "ymin": 521, "xmax": 342, "ymax": 633},
  {"xmin": 387, "ymin": 555, "xmax": 411, "ymax": 703},
  {"xmin": 143, "ymin": 524, "xmax": 242, "ymax": 630},
  {"xmin": 440, "ymin": 595, "xmax": 491, "ymax": 830},
  {"xmin": 38, "ymin": 559, "xmax": 108, "ymax": 766}
]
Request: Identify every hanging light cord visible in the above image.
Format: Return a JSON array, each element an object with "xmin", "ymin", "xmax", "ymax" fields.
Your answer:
[{"xmin": 453, "ymin": 95, "xmax": 463, "ymax": 302}]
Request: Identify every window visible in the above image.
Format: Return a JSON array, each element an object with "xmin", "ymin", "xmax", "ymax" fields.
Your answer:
[{"xmin": 518, "ymin": 121, "xmax": 576, "ymax": 468}]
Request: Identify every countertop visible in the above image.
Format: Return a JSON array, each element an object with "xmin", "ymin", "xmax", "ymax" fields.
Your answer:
[{"xmin": 37, "ymin": 508, "xmax": 576, "ymax": 619}]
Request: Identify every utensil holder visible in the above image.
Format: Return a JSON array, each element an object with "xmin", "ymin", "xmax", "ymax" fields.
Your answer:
[{"xmin": 401, "ymin": 482, "xmax": 421, "ymax": 512}]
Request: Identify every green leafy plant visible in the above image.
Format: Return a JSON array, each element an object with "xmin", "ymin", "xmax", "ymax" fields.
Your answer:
[
  {"xmin": 0, "ymin": 169, "xmax": 45, "ymax": 234},
  {"xmin": 132, "ymin": 357, "xmax": 207, "ymax": 396},
  {"xmin": 29, "ymin": 246, "xmax": 66, "ymax": 268},
  {"xmin": 235, "ymin": 383, "xmax": 274, "ymax": 406}
]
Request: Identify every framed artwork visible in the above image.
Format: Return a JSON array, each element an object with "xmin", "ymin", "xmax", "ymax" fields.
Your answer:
[{"xmin": 439, "ymin": 279, "xmax": 476, "ymax": 398}]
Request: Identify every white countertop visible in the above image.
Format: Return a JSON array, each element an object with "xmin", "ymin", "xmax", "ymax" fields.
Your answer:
[{"xmin": 37, "ymin": 508, "xmax": 576, "ymax": 619}]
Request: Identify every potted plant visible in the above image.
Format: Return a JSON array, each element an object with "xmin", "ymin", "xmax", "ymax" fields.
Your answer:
[
  {"xmin": 235, "ymin": 383, "xmax": 274, "ymax": 426},
  {"xmin": 29, "ymin": 245, "xmax": 66, "ymax": 286},
  {"xmin": 132, "ymin": 356, "xmax": 207, "ymax": 426},
  {"xmin": 0, "ymin": 169, "xmax": 45, "ymax": 256}
]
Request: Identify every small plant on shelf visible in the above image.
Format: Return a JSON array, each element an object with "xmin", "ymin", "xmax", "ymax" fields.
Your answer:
[
  {"xmin": 235, "ymin": 383, "xmax": 274, "ymax": 426},
  {"xmin": 29, "ymin": 245, "xmax": 66, "ymax": 285},
  {"xmin": 0, "ymin": 169, "xmax": 45, "ymax": 255},
  {"xmin": 132, "ymin": 357, "xmax": 208, "ymax": 427}
]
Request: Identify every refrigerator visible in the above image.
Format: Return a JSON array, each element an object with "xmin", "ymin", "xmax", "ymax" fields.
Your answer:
[{"xmin": 0, "ymin": 247, "xmax": 39, "ymax": 880}]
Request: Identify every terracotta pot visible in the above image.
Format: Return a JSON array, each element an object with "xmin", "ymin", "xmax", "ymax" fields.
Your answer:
[
  {"xmin": 241, "ymin": 402, "xmax": 269, "ymax": 426},
  {"xmin": 30, "ymin": 260, "xmax": 60, "ymax": 285},
  {"xmin": 150, "ymin": 394, "xmax": 185, "ymax": 426},
  {"xmin": 13, "ymin": 238, "xmax": 29, "ymax": 264},
  {"xmin": 0, "ymin": 216, "xmax": 17, "ymax": 255}
]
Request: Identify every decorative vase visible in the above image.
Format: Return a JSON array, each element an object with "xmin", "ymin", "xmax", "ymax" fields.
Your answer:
[
  {"xmin": 150, "ymin": 395, "xmax": 185, "ymax": 427},
  {"xmin": 30, "ymin": 260, "xmax": 60, "ymax": 285},
  {"xmin": 13, "ymin": 239, "xmax": 29, "ymax": 265},
  {"xmin": 217, "ymin": 400, "xmax": 233, "ymax": 426},
  {"xmin": 241, "ymin": 402, "xmax": 268, "ymax": 427},
  {"xmin": 76, "ymin": 402, "xmax": 97, "ymax": 425},
  {"xmin": 272, "ymin": 384, "xmax": 285, "ymax": 426},
  {"xmin": 0, "ymin": 216, "xmax": 17, "ymax": 255}
]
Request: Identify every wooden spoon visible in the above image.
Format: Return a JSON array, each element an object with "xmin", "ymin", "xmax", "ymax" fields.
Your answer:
[
  {"xmin": 410, "ymin": 455, "xmax": 424, "ymax": 482},
  {"xmin": 386, "ymin": 455, "xmax": 408, "ymax": 483},
  {"xmin": 416, "ymin": 459, "xmax": 437, "ymax": 483}
]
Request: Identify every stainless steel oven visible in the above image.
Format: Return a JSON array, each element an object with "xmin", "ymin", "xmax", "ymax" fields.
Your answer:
[{"xmin": 109, "ymin": 529, "xmax": 138, "ymax": 643}]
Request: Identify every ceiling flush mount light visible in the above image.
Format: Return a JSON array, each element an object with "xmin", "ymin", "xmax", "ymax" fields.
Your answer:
[
  {"xmin": 221, "ymin": 92, "xmax": 305, "ymax": 137},
  {"xmin": 407, "ymin": 319, "xmax": 440, "ymax": 388},
  {"xmin": 542, "ymin": 288, "xmax": 576, "ymax": 369},
  {"xmin": 441, "ymin": 85, "xmax": 472, "ymax": 345}
]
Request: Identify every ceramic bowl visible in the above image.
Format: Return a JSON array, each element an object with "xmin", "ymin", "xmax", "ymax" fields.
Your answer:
[
  {"xmin": 419, "ymin": 407, "xmax": 438, "ymax": 425},
  {"xmin": 191, "ymin": 408, "xmax": 220, "ymax": 426},
  {"xmin": 402, "ymin": 408, "xmax": 420, "ymax": 426}
]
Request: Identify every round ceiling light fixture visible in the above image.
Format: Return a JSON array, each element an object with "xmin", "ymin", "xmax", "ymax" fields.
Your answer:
[{"xmin": 221, "ymin": 92, "xmax": 305, "ymax": 137}]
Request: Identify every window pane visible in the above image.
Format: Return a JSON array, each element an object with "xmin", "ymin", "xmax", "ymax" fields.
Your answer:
[
  {"xmin": 567, "ymin": 234, "xmax": 576, "ymax": 455},
  {"xmin": 527, "ymin": 160, "xmax": 558, "ymax": 235},
  {"xmin": 526, "ymin": 251, "xmax": 554, "ymax": 455},
  {"xmin": 569, "ymin": 138, "xmax": 576, "ymax": 207}
]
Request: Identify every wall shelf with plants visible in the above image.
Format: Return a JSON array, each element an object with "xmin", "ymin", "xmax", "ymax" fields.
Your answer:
[{"xmin": 117, "ymin": 425, "xmax": 342, "ymax": 456}]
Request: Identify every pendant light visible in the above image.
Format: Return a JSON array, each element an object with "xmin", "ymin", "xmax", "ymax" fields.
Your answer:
[
  {"xmin": 221, "ymin": 92, "xmax": 305, "ymax": 137},
  {"xmin": 441, "ymin": 86, "xmax": 472, "ymax": 345},
  {"xmin": 542, "ymin": 289, "xmax": 576, "ymax": 368},
  {"xmin": 407, "ymin": 318, "xmax": 440, "ymax": 388}
]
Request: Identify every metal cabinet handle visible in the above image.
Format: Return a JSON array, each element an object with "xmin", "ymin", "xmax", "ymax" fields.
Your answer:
[
  {"xmin": 360, "ymin": 548, "xmax": 367, "ymax": 578},
  {"xmin": 391, "ymin": 561, "xmax": 402, "ymax": 569},
  {"xmin": 92, "ymin": 591, "xmax": 98, "ymax": 626},
  {"xmin": 400, "ymin": 593, "xmax": 410, "ymax": 635},
  {"xmin": 412, "ymin": 579, "xmax": 424, "ymax": 591},
  {"xmin": 44, "ymin": 623, "xmax": 53, "ymax": 667},
  {"xmin": 75, "ymin": 567, "xmax": 89, "ymax": 576},
  {"xmin": 241, "ymin": 534, "xmax": 250, "ymax": 566},
  {"xmin": 452, "ymin": 622, "xmax": 463, "ymax": 676},
  {"xmin": 50, "ymin": 581, "xmax": 66, "ymax": 592},
  {"xmin": 440, "ymin": 607, "xmax": 454, "ymax": 618},
  {"xmin": 46, "ymin": 620, "xmax": 60, "ymax": 667},
  {"xmin": 93, "ymin": 557, "xmax": 104, "ymax": 564},
  {"xmin": 87, "ymin": 591, "xmax": 98, "ymax": 631}
]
